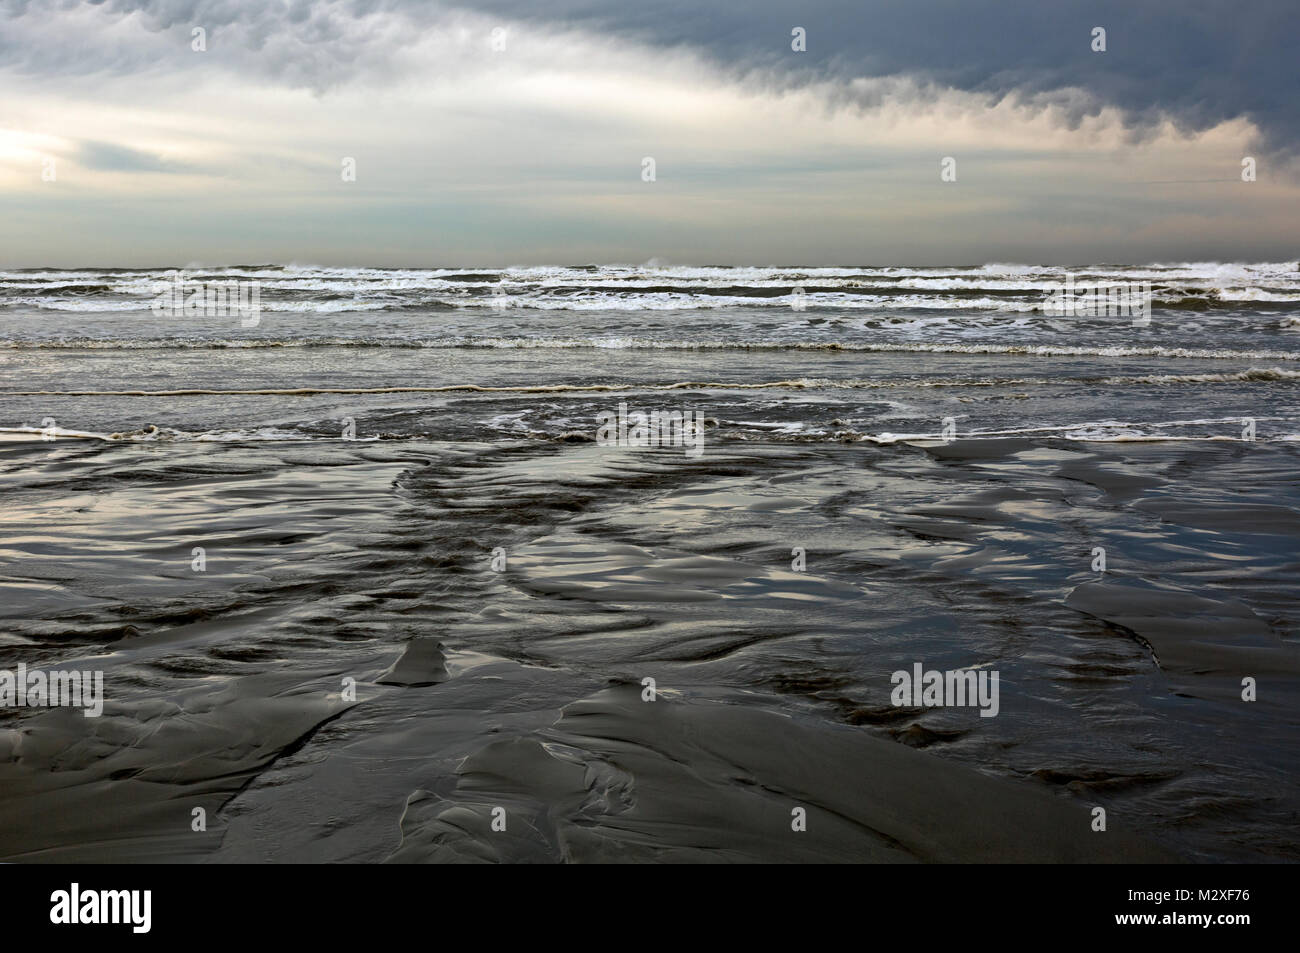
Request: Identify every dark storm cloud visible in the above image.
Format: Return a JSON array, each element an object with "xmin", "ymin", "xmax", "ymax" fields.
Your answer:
[
  {"xmin": 3, "ymin": 0, "xmax": 1296, "ymax": 150},
  {"xmin": 457, "ymin": 0, "xmax": 1298, "ymax": 152}
]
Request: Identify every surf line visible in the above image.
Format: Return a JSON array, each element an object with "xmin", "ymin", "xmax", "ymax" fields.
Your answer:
[
  {"xmin": 595, "ymin": 400, "xmax": 706, "ymax": 458},
  {"xmin": 2, "ymin": 380, "xmax": 830, "ymax": 397}
]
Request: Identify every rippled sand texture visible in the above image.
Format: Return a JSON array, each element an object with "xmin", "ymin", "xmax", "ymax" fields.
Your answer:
[{"xmin": 1, "ymin": 435, "xmax": 1296, "ymax": 862}]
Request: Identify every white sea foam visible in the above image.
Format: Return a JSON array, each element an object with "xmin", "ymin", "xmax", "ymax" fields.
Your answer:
[
  {"xmin": 3, "ymin": 263, "xmax": 1297, "ymax": 316},
  {"xmin": 3, "ymin": 336, "xmax": 1299, "ymax": 360}
]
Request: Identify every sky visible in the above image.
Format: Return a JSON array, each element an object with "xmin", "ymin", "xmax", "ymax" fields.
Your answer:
[{"xmin": 1, "ymin": 0, "xmax": 1297, "ymax": 266}]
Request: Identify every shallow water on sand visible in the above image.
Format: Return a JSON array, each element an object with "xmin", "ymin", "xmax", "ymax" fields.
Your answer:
[{"xmin": 0, "ymin": 434, "xmax": 1297, "ymax": 861}]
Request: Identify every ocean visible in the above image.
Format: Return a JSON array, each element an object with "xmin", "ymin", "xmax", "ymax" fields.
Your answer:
[{"xmin": 1, "ymin": 262, "xmax": 1298, "ymax": 862}]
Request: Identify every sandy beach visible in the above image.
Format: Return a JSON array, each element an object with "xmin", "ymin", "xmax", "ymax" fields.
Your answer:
[{"xmin": 2, "ymin": 281, "xmax": 1298, "ymax": 863}]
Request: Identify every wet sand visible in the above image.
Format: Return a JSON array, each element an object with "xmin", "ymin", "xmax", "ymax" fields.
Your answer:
[{"xmin": 1, "ymin": 433, "xmax": 1296, "ymax": 862}]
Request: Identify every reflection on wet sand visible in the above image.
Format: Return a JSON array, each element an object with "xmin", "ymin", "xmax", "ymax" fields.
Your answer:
[{"xmin": 1, "ymin": 434, "xmax": 1296, "ymax": 861}]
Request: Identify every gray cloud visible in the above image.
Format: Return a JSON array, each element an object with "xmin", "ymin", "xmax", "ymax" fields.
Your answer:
[
  {"xmin": 2, "ymin": 1, "xmax": 1294, "ymax": 152},
  {"xmin": 77, "ymin": 139, "xmax": 197, "ymax": 172},
  {"xmin": 452, "ymin": 0, "xmax": 1297, "ymax": 153}
]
